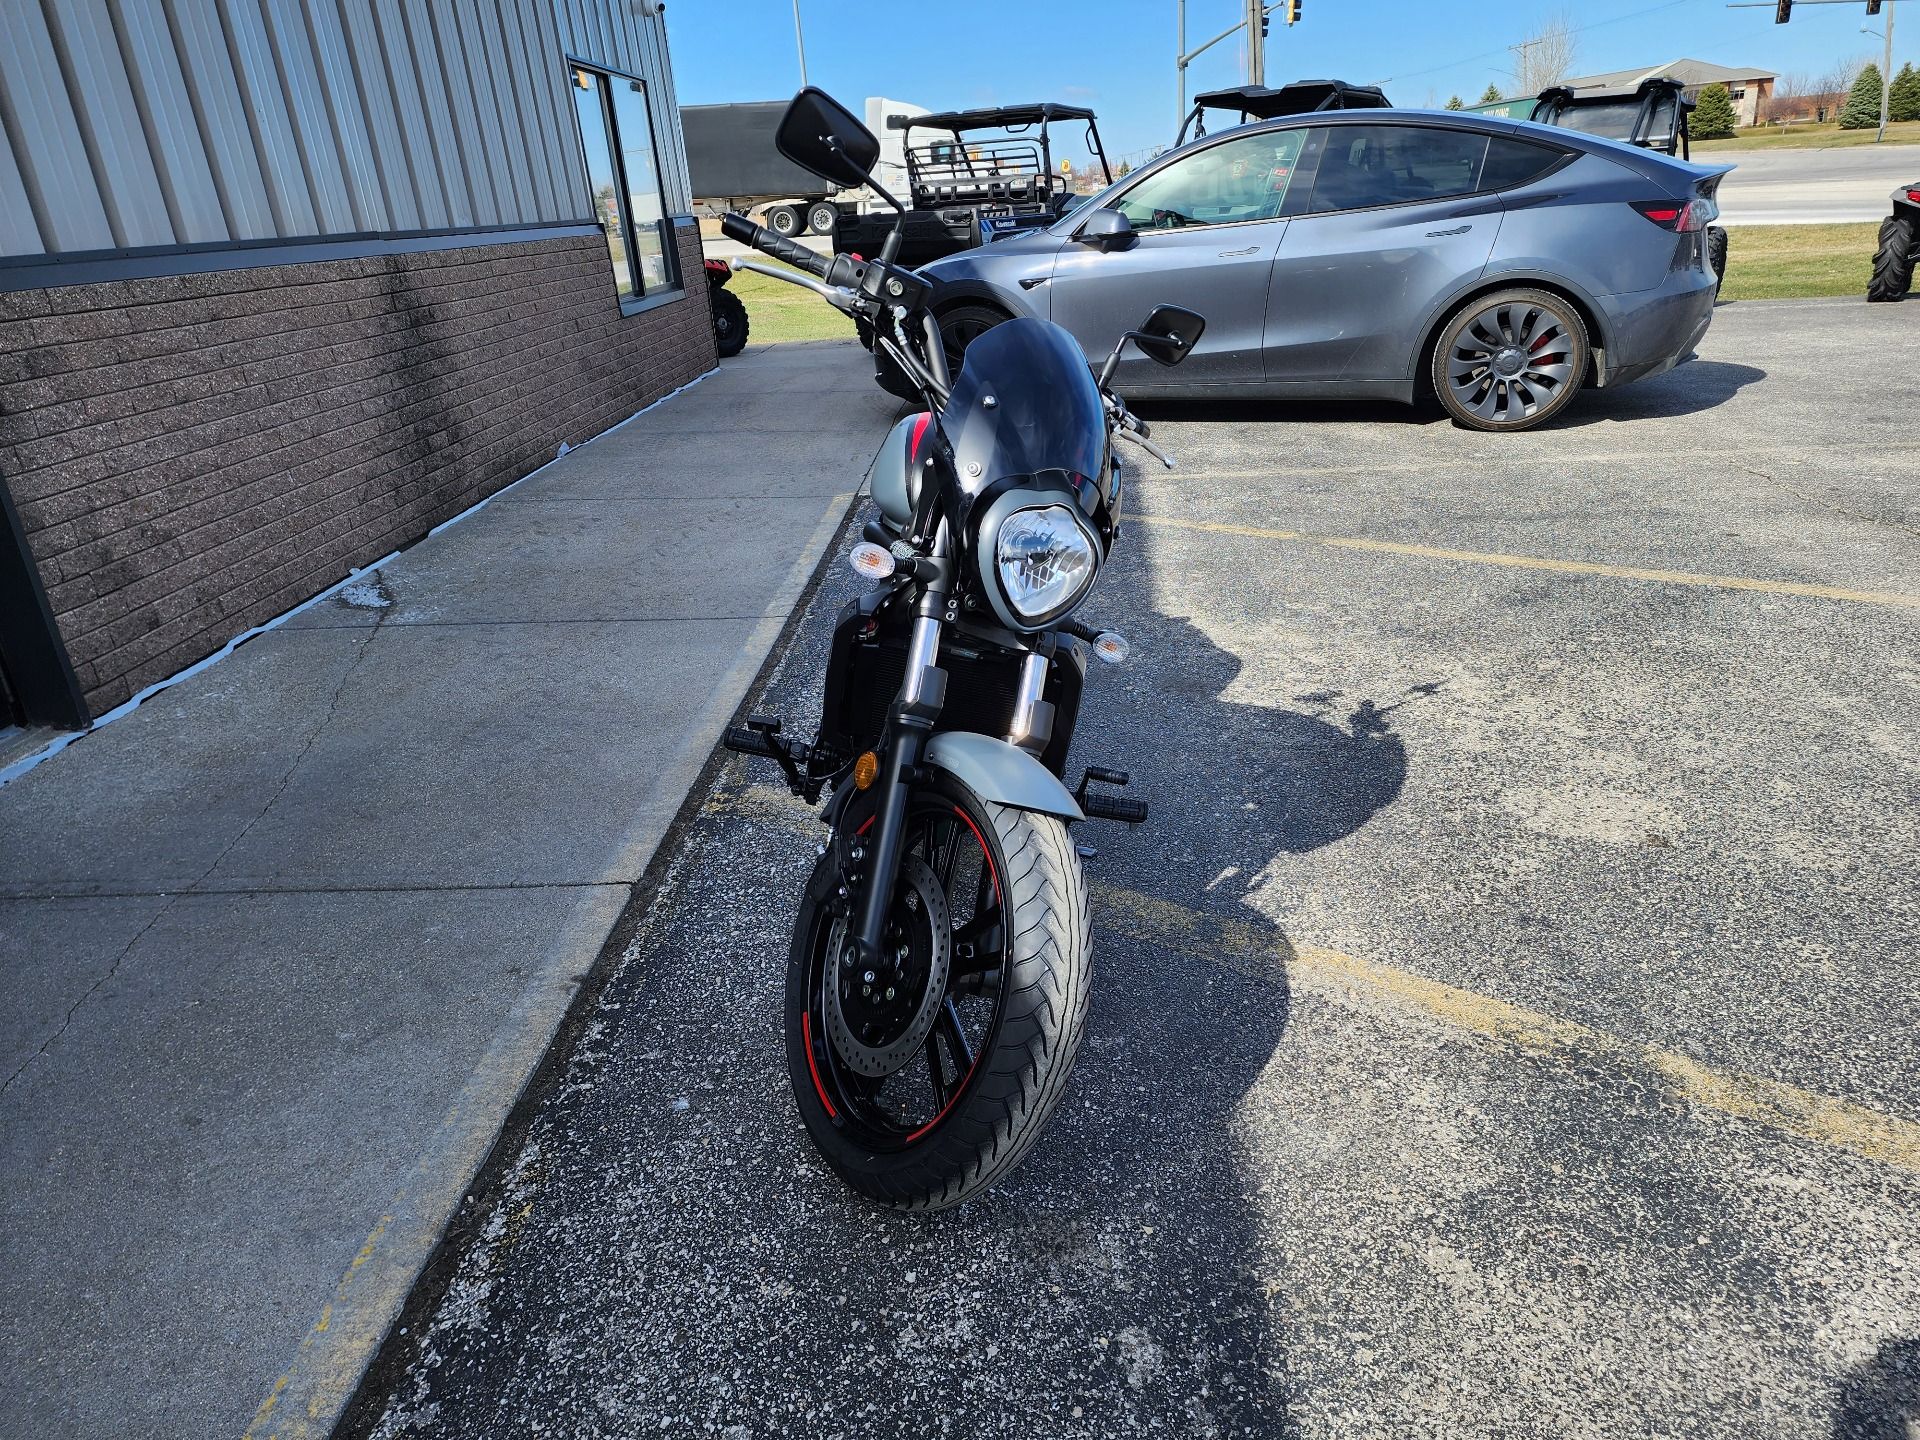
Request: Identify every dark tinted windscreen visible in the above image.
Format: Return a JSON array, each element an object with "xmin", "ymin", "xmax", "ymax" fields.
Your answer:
[
  {"xmin": 944, "ymin": 319, "xmax": 1106, "ymax": 485},
  {"xmin": 1543, "ymin": 101, "xmax": 1642, "ymax": 140}
]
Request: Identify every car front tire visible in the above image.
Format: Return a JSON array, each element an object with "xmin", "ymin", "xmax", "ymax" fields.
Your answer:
[{"xmin": 1431, "ymin": 288, "xmax": 1590, "ymax": 433}]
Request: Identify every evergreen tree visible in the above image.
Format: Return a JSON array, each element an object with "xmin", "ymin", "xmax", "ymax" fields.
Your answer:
[
  {"xmin": 1480, "ymin": 83, "xmax": 1504, "ymax": 104},
  {"xmin": 1840, "ymin": 63, "xmax": 1884, "ymax": 129},
  {"xmin": 1889, "ymin": 62, "xmax": 1920, "ymax": 124},
  {"xmin": 1692, "ymin": 82, "xmax": 1739, "ymax": 139},
  {"xmin": 1445, "ymin": 95, "xmax": 1464, "ymax": 110}
]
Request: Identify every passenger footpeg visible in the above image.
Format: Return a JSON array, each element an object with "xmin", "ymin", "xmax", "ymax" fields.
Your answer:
[
  {"xmin": 723, "ymin": 714, "xmax": 817, "ymax": 799},
  {"xmin": 1075, "ymin": 766, "xmax": 1147, "ymax": 826}
]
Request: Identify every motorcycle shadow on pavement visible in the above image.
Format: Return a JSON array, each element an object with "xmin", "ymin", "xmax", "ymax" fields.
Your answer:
[
  {"xmin": 988, "ymin": 533, "xmax": 1424, "ymax": 1434},
  {"xmin": 1831, "ymin": 1337, "xmax": 1920, "ymax": 1438}
]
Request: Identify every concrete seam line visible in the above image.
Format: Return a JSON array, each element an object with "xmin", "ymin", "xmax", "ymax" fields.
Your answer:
[
  {"xmin": 605, "ymin": 490, "xmax": 856, "ymax": 882},
  {"xmin": 708, "ymin": 781, "xmax": 1920, "ymax": 1178},
  {"xmin": 0, "ymin": 369, "xmax": 717, "ymax": 792},
  {"xmin": 240, "ymin": 885, "xmax": 627, "ymax": 1440},
  {"xmin": 239, "ymin": 490, "xmax": 854, "ymax": 1440},
  {"xmin": 1131, "ymin": 512, "xmax": 1920, "ymax": 610}
]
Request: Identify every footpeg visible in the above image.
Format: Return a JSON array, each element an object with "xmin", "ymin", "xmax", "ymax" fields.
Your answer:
[
  {"xmin": 1074, "ymin": 766, "xmax": 1146, "ymax": 826},
  {"xmin": 1082, "ymin": 792, "xmax": 1148, "ymax": 825},
  {"xmin": 723, "ymin": 715, "xmax": 818, "ymax": 801}
]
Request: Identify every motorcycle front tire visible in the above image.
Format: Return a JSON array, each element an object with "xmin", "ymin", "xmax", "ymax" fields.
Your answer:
[{"xmin": 784, "ymin": 780, "xmax": 1092, "ymax": 1211}]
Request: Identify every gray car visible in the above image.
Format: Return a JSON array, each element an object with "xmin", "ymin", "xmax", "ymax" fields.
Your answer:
[{"xmin": 915, "ymin": 110, "xmax": 1727, "ymax": 432}]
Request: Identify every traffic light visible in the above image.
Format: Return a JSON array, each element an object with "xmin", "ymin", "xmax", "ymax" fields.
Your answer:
[
  {"xmin": 1286, "ymin": 0, "xmax": 1302, "ymax": 23},
  {"xmin": 1260, "ymin": 11, "xmax": 1270, "ymax": 37},
  {"xmin": 1866, "ymin": 0, "xmax": 1882, "ymax": 13},
  {"xmin": 1773, "ymin": 0, "xmax": 1790, "ymax": 20}
]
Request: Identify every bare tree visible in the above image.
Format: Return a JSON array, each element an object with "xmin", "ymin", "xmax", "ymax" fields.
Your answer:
[
  {"xmin": 1816, "ymin": 53, "xmax": 1871, "ymax": 99},
  {"xmin": 1510, "ymin": 14, "xmax": 1577, "ymax": 96}
]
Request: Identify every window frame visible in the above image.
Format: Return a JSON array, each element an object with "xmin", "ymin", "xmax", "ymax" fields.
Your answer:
[
  {"xmin": 1080, "ymin": 124, "xmax": 1321, "ymax": 238},
  {"xmin": 1287, "ymin": 121, "xmax": 1575, "ymax": 219},
  {"xmin": 566, "ymin": 57, "xmax": 681, "ymax": 313}
]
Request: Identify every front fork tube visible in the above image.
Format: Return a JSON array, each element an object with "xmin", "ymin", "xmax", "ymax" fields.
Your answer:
[{"xmin": 854, "ymin": 603, "xmax": 948, "ymax": 968}]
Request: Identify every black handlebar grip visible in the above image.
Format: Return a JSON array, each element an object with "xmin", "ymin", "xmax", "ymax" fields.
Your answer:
[{"xmin": 719, "ymin": 211, "xmax": 830, "ymax": 279}]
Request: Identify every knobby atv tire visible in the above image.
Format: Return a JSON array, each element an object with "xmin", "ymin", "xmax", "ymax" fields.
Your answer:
[
  {"xmin": 784, "ymin": 788, "xmax": 1092, "ymax": 1211},
  {"xmin": 710, "ymin": 284, "xmax": 749, "ymax": 357},
  {"xmin": 1707, "ymin": 226, "xmax": 1729, "ymax": 286},
  {"xmin": 1868, "ymin": 213, "xmax": 1915, "ymax": 302}
]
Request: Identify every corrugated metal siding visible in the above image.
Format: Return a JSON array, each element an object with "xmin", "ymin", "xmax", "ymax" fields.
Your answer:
[
  {"xmin": 0, "ymin": 0, "xmax": 694, "ymax": 261},
  {"xmin": 551, "ymin": 0, "xmax": 691, "ymax": 213}
]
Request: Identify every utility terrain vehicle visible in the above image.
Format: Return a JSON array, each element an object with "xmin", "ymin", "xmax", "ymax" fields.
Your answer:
[
  {"xmin": 1175, "ymin": 77, "xmax": 1391, "ymax": 146},
  {"xmin": 1867, "ymin": 181, "xmax": 1919, "ymax": 302},
  {"xmin": 1530, "ymin": 76, "xmax": 1728, "ymax": 283}
]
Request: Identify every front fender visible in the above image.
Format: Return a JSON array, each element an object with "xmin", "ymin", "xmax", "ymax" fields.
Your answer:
[{"xmin": 926, "ymin": 732, "xmax": 1084, "ymax": 821}]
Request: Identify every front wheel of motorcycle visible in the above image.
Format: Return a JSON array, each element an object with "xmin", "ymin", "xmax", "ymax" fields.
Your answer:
[{"xmin": 784, "ymin": 778, "xmax": 1091, "ymax": 1211}]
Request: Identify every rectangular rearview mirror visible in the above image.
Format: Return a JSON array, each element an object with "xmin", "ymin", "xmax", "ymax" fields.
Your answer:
[
  {"xmin": 776, "ymin": 87, "xmax": 881, "ymax": 190},
  {"xmin": 1131, "ymin": 305, "xmax": 1206, "ymax": 367}
]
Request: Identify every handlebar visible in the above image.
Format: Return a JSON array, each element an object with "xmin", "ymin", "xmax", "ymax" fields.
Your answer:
[{"xmin": 720, "ymin": 212, "xmax": 832, "ymax": 280}]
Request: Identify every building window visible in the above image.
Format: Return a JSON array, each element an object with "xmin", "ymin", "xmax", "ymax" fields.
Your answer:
[{"xmin": 570, "ymin": 64, "xmax": 676, "ymax": 302}]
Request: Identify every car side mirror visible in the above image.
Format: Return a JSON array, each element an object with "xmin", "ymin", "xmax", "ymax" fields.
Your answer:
[
  {"xmin": 776, "ymin": 87, "xmax": 880, "ymax": 190},
  {"xmin": 1131, "ymin": 305, "xmax": 1206, "ymax": 367},
  {"xmin": 1075, "ymin": 207, "xmax": 1136, "ymax": 252}
]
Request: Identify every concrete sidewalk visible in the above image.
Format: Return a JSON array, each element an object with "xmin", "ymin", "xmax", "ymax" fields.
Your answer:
[{"xmin": 0, "ymin": 338, "xmax": 898, "ymax": 1439}]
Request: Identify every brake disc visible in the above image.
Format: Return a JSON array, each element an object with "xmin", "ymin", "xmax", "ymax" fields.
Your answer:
[{"xmin": 824, "ymin": 854, "xmax": 951, "ymax": 1079}]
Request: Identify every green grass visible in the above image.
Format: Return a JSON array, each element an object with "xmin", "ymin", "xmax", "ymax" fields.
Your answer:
[
  {"xmin": 1692, "ymin": 119, "xmax": 1920, "ymax": 151},
  {"xmin": 725, "ymin": 264, "xmax": 858, "ymax": 345},
  {"xmin": 1718, "ymin": 223, "xmax": 1880, "ymax": 300}
]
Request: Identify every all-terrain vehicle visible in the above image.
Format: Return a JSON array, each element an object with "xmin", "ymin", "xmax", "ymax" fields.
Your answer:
[
  {"xmin": 704, "ymin": 258, "xmax": 749, "ymax": 357},
  {"xmin": 1530, "ymin": 76, "xmax": 1729, "ymax": 284},
  {"xmin": 1174, "ymin": 77, "xmax": 1391, "ymax": 146},
  {"xmin": 835, "ymin": 103, "xmax": 1114, "ymax": 269},
  {"xmin": 1867, "ymin": 181, "xmax": 1920, "ymax": 302}
]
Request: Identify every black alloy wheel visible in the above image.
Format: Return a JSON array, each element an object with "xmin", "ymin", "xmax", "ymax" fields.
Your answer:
[
  {"xmin": 1432, "ymin": 288, "xmax": 1589, "ymax": 433},
  {"xmin": 785, "ymin": 776, "xmax": 1092, "ymax": 1211},
  {"xmin": 936, "ymin": 303, "xmax": 1010, "ymax": 380}
]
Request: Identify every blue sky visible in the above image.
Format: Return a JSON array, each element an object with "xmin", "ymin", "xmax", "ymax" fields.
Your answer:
[{"xmin": 665, "ymin": 0, "xmax": 1906, "ymax": 167}]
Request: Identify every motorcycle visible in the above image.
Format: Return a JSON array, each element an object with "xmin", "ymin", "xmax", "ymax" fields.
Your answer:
[{"xmin": 721, "ymin": 88, "xmax": 1205, "ymax": 1211}]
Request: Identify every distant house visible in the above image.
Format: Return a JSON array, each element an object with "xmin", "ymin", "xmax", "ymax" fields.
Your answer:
[{"xmin": 1557, "ymin": 59, "xmax": 1777, "ymax": 128}]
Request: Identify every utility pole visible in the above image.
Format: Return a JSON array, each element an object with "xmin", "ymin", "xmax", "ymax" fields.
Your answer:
[
  {"xmin": 1177, "ymin": 3, "xmax": 1274, "ymax": 130},
  {"xmin": 1861, "ymin": 1, "xmax": 1896, "ymax": 142},
  {"xmin": 1247, "ymin": 0, "xmax": 1266, "ymax": 85},
  {"xmin": 791, "ymin": 0, "xmax": 809, "ymax": 88}
]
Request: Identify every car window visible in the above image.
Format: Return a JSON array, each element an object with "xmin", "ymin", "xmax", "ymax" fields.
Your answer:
[
  {"xmin": 1480, "ymin": 136, "xmax": 1567, "ymax": 190},
  {"xmin": 1308, "ymin": 126, "xmax": 1490, "ymax": 213},
  {"xmin": 1112, "ymin": 130, "xmax": 1306, "ymax": 230}
]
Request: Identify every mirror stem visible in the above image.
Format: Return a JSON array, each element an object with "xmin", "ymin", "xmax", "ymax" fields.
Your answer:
[{"xmin": 1098, "ymin": 340, "xmax": 1127, "ymax": 389}]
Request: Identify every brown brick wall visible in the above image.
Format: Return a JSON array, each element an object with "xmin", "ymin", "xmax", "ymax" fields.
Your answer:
[{"xmin": 0, "ymin": 224, "xmax": 716, "ymax": 719}]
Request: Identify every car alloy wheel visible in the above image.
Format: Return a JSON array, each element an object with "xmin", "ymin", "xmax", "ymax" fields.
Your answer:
[{"xmin": 1434, "ymin": 288, "xmax": 1588, "ymax": 433}]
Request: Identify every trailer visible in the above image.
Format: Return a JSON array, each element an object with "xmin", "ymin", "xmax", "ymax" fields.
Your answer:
[{"xmin": 681, "ymin": 96, "xmax": 924, "ymax": 236}]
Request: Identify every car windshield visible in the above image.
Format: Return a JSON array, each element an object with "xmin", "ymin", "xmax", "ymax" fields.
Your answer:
[
  {"xmin": 1544, "ymin": 99, "xmax": 1666, "ymax": 143},
  {"xmin": 942, "ymin": 318, "xmax": 1106, "ymax": 486}
]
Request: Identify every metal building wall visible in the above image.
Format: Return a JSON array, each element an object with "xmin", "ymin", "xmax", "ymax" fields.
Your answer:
[{"xmin": 0, "ymin": 0, "xmax": 693, "ymax": 262}]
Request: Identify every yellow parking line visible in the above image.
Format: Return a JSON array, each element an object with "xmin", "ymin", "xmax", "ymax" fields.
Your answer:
[
  {"xmin": 1132, "ymin": 512, "xmax": 1920, "ymax": 610},
  {"xmin": 710, "ymin": 783, "xmax": 1920, "ymax": 1176},
  {"xmin": 1093, "ymin": 883, "xmax": 1920, "ymax": 1176}
]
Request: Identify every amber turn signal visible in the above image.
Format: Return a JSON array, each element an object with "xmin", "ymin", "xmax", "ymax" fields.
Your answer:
[{"xmin": 853, "ymin": 751, "xmax": 880, "ymax": 789}]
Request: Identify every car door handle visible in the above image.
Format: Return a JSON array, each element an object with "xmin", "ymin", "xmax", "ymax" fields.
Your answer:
[
  {"xmin": 1425, "ymin": 224, "xmax": 1472, "ymax": 237},
  {"xmin": 1218, "ymin": 246, "xmax": 1258, "ymax": 256}
]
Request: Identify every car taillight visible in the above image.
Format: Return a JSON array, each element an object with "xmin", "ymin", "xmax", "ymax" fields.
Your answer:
[
  {"xmin": 1906, "ymin": 188, "xmax": 1920, "ymax": 205},
  {"xmin": 1632, "ymin": 199, "xmax": 1712, "ymax": 232}
]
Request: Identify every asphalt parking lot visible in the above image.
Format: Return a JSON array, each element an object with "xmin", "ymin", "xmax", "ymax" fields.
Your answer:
[{"xmin": 348, "ymin": 299, "xmax": 1919, "ymax": 1439}]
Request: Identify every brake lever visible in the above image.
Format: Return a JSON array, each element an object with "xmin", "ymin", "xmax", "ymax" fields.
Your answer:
[
  {"xmin": 732, "ymin": 260, "xmax": 859, "ymax": 314},
  {"xmin": 1113, "ymin": 425, "xmax": 1174, "ymax": 470}
]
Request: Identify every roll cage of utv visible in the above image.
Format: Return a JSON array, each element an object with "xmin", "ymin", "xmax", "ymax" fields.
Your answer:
[
  {"xmin": 1530, "ymin": 76, "xmax": 1696, "ymax": 158},
  {"xmin": 835, "ymin": 102, "xmax": 1113, "ymax": 268},
  {"xmin": 1175, "ymin": 78, "xmax": 1391, "ymax": 147}
]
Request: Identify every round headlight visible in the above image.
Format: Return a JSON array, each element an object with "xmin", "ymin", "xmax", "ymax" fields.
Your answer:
[{"xmin": 995, "ymin": 506, "xmax": 1097, "ymax": 623}]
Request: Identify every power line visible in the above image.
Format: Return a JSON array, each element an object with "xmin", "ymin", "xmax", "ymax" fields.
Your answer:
[{"xmin": 1374, "ymin": 0, "xmax": 1699, "ymax": 86}]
